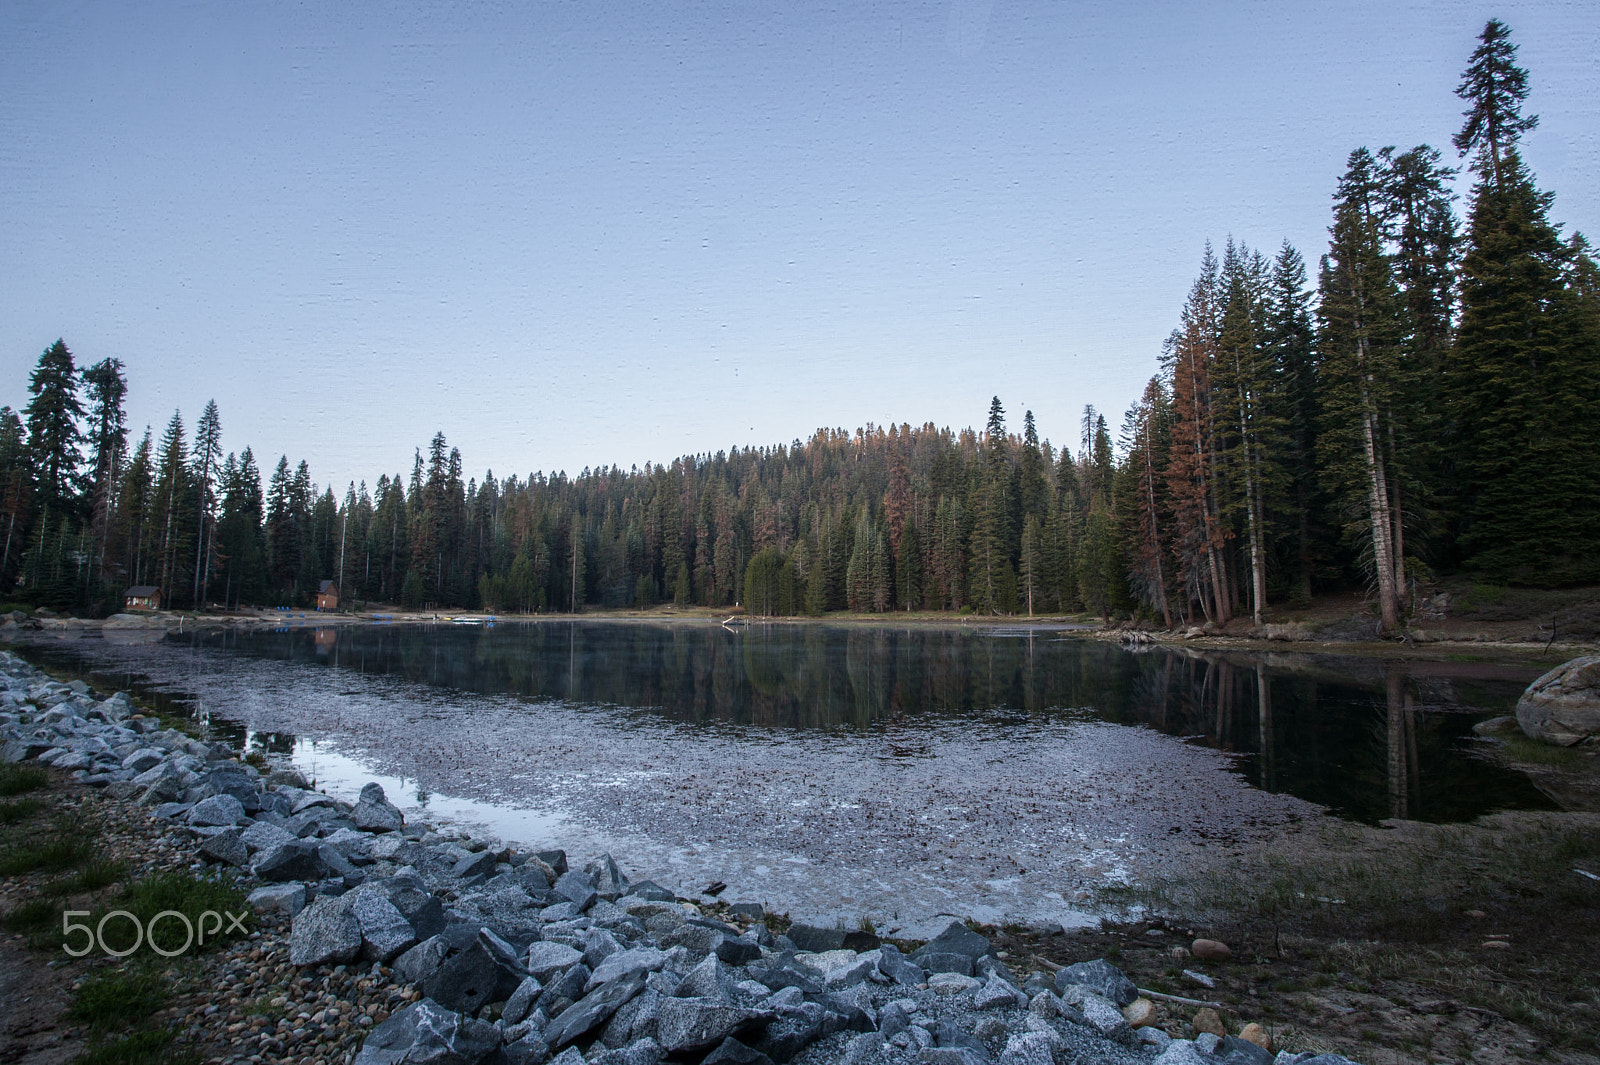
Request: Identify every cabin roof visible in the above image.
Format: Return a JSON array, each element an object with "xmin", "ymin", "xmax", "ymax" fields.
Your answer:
[
  {"xmin": 318, "ymin": 580, "xmax": 337, "ymax": 593},
  {"xmin": 125, "ymin": 585, "xmax": 160, "ymax": 597}
]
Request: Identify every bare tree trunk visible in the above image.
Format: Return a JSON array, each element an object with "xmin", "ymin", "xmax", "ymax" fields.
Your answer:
[{"xmin": 1360, "ymin": 400, "xmax": 1400, "ymax": 632}]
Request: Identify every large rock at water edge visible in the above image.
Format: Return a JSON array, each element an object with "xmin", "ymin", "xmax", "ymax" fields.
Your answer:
[{"xmin": 1517, "ymin": 656, "xmax": 1600, "ymax": 746}]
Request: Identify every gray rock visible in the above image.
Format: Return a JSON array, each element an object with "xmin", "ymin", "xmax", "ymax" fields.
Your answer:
[
  {"xmin": 997, "ymin": 1032, "xmax": 1057, "ymax": 1065},
  {"xmin": 784, "ymin": 924, "xmax": 847, "ymax": 953},
  {"xmin": 503, "ymin": 975, "xmax": 544, "ymax": 1026},
  {"xmin": 658, "ymin": 923, "xmax": 724, "ymax": 955},
  {"xmin": 544, "ymin": 970, "xmax": 649, "ymax": 1048},
  {"xmin": 1056, "ymin": 959, "xmax": 1138, "ymax": 1007},
  {"xmin": 526, "ymin": 941, "xmax": 586, "ymax": 982},
  {"xmin": 673, "ymin": 954, "xmax": 732, "ymax": 1000},
  {"xmin": 354, "ymin": 799, "xmax": 404, "ymax": 832},
  {"xmin": 586, "ymin": 947, "xmax": 669, "ymax": 992},
  {"xmin": 914, "ymin": 921, "xmax": 990, "ymax": 963},
  {"xmin": 1153, "ymin": 1041, "xmax": 1210, "ymax": 1065},
  {"xmin": 654, "ymin": 996, "xmax": 767, "ymax": 1055},
  {"xmin": 1216, "ymin": 1036, "xmax": 1275, "ymax": 1065},
  {"xmin": 933, "ymin": 1021, "xmax": 989, "ymax": 1059},
  {"xmin": 504, "ymin": 1034, "xmax": 552, "ymax": 1065},
  {"xmin": 254, "ymin": 839, "xmax": 334, "ymax": 882},
  {"xmin": 120, "ymin": 747, "xmax": 166, "ymax": 773},
  {"xmin": 1517, "ymin": 656, "xmax": 1600, "ymax": 746},
  {"xmin": 1056, "ymin": 985, "xmax": 1130, "ymax": 1041},
  {"xmin": 600, "ymin": 988, "xmax": 662, "ymax": 1048},
  {"xmin": 426, "ymin": 928, "xmax": 528, "ymax": 1013},
  {"xmin": 917, "ymin": 1050, "xmax": 989, "ymax": 1065},
  {"xmin": 555, "ymin": 870, "xmax": 599, "ymax": 910},
  {"xmin": 703, "ymin": 1036, "xmax": 776, "ymax": 1065},
  {"xmin": 349, "ymin": 890, "xmax": 418, "ymax": 964},
  {"xmin": 626, "ymin": 880, "xmax": 675, "ymax": 903},
  {"xmin": 752, "ymin": 1001, "xmax": 824, "ymax": 1062},
  {"xmin": 240, "ymin": 818, "xmax": 300, "ymax": 857},
  {"xmin": 396, "ymin": 936, "xmax": 451, "ymax": 987},
  {"xmin": 585, "ymin": 853, "xmax": 630, "ymax": 899},
  {"xmin": 876, "ymin": 944, "xmax": 926, "ymax": 986},
  {"xmin": 716, "ymin": 937, "xmax": 763, "ymax": 967},
  {"xmin": 842, "ymin": 1032, "xmax": 885, "ymax": 1065},
  {"xmin": 918, "ymin": 952, "xmax": 973, "ymax": 976},
  {"xmin": 290, "ymin": 894, "xmax": 363, "ymax": 966},
  {"xmin": 452, "ymin": 850, "xmax": 499, "ymax": 881},
  {"xmin": 247, "ymin": 882, "xmax": 307, "ymax": 916},
  {"xmin": 200, "ymin": 828, "xmax": 249, "ymax": 867},
  {"xmin": 970, "ymin": 974, "xmax": 1027, "ymax": 1010},
  {"xmin": 352, "ymin": 997, "xmax": 502, "ymax": 1065}
]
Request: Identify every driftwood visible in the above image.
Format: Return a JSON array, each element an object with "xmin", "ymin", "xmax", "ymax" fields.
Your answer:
[{"xmin": 1137, "ymin": 987, "xmax": 1225, "ymax": 1009}]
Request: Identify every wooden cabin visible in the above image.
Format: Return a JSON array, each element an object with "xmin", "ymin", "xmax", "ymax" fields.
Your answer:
[
  {"xmin": 125, "ymin": 585, "xmax": 163, "ymax": 611},
  {"xmin": 315, "ymin": 580, "xmax": 339, "ymax": 611}
]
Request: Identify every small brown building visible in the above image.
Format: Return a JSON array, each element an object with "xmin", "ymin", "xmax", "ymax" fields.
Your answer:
[
  {"xmin": 316, "ymin": 580, "xmax": 339, "ymax": 611},
  {"xmin": 125, "ymin": 585, "xmax": 163, "ymax": 611}
]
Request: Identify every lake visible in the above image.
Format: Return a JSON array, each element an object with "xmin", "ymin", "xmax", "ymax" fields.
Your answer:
[{"xmin": 9, "ymin": 619, "xmax": 1552, "ymax": 936}]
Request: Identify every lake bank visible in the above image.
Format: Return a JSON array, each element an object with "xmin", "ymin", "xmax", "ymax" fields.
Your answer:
[{"xmin": 0, "ymin": 619, "xmax": 1567, "ymax": 936}]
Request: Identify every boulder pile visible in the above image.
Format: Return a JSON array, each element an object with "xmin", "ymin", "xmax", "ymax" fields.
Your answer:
[{"xmin": 1, "ymin": 649, "xmax": 1365, "ymax": 1065}]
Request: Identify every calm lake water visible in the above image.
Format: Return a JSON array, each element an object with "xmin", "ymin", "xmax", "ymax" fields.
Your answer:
[{"xmin": 9, "ymin": 620, "xmax": 1554, "ymax": 933}]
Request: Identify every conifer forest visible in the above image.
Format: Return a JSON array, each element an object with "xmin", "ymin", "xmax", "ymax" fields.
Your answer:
[{"xmin": 3, "ymin": 22, "xmax": 1596, "ymax": 630}]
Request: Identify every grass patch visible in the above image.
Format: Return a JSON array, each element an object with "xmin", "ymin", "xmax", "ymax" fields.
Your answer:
[
  {"xmin": 43, "ymin": 857, "xmax": 127, "ymax": 897},
  {"xmin": 1176, "ymin": 815, "xmax": 1600, "ymax": 1051},
  {"xmin": 79, "ymin": 870, "xmax": 253, "ymax": 956},
  {"xmin": 0, "ymin": 763, "xmax": 49, "ymax": 796},
  {"xmin": 71, "ymin": 1029, "xmax": 194, "ymax": 1065},
  {"xmin": 0, "ymin": 794, "xmax": 47, "ymax": 824},
  {"xmin": 1491, "ymin": 727, "xmax": 1596, "ymax": 769},
  {"xmin": 0, "ymin": 830, "xmax": 93, "ymax": 875},
  {"xmin": 68, "ymin": 966, "xmax": 170, "ymax": 1030},
  {"xmin": 0, "ymin": 896, "xmax": 60, "ymax": 934}
]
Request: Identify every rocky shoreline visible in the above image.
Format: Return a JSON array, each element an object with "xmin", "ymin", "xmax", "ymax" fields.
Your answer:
[{"xmin": 0, "ymin": 649, "xmax": 1365, "ymax": 1065}]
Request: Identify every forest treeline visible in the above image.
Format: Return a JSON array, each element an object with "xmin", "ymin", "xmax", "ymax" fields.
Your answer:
[{"xmin": 2, "ymin": 21, "xmax": 1596, "ymax": 630}]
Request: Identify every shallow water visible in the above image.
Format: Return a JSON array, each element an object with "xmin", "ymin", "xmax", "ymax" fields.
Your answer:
[{"xmin": 10, "ymin": 620, "xmax": 1553, "ymax": 936}]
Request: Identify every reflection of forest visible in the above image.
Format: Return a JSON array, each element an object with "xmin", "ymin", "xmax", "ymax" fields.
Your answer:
[{"xmin": 174, "ymin": 623, "xmax": 1551, "ymax": 824}]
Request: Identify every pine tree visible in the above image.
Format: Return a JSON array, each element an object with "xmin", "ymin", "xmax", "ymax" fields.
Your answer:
[
  {"xmin": 150, "ymin": 412, "xmax": 192, "ymax": 605},
  {"xmin": 1317, "ymin": 149, "xmax": 1410, "ymax": 630},
  {"xmin": 265, "ymin": 456, "xmax": 300, "ymax": 602},
  {"xmin": 968, "ymin": 398, "xmax": 1013, "ymax": 614},
  {"xmin": 191, "ymin": 400, "xmax": 222, "ymax": 606},
  {"xmin": 0, "ymin": 408, "xmax": 31, "ymax": 590},
  {"xmin": 1163, "ymin": 249, "xmax": 1233, "ymax": 623},
  {"xmin": 23, "ymin": 340, "xmax": 85, "ymax": 518},
  {"xmin": 1447, "ymin": 20, "xmax": 1600, "ymax": 579},
  {"xmin": 1262, "ymin": 242, "xmax": 1323, "ymax": 603},
  {"xmin": 1120, "ymin": 377, "xmax": 1175, "ymax": 626},
  {"xmin": 1213, "ymin": 240, "xmax": 1283, "ymax": 623},
  {"xmin": 80, "ymin": 358, "xmax": 128, "ymax": 586},
  {"xmin": 1018, "ymin": 514, "xmax": 1044, "ymax": 617}
]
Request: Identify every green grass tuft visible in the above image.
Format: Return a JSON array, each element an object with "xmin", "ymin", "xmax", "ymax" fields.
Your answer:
[
  {"xmin": 71, "ymin": 1030, "xmax": 196, "ymax": 1065},
  {"xmin": 68, "ymin": 967, "xmax": 169, "ymax": 1030},
  {"xmin": 0, "ymin": 832, "xmax": 93, "ymax": 876},
  {"xmin": 0, "ymin": 795, "xmax": 47, "ymax": 824},
  {"xmin": 0, "ymin": 763, "xmax": 50, "ymax": 796}
]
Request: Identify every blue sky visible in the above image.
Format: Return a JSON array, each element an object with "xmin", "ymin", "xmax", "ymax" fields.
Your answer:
[{"xmin": 2, "ymin": 0, "xmax": 1596, "ymax": 492}]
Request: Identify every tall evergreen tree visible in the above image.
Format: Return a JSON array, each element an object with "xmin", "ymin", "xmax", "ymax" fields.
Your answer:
[
  {"xmin": 1262, "ymin": 242, "xmax": 1323, "ymax": 603},
  {"xmin": 81, "ymin": 358, "xmax": 128, "ymax": 586},
  {"xmin": 1447, "ymin": 19, "xmax": 1600, "ymax": 579},
  {"xmin": 1317, "ymin": 149, "xmax": 1410, "ymax": 630},
  {"xmin": 23, "ymin": 340, "xmax": 85, "ymax": 518},
  {"xmin": 191, "ymin": 400, "xmax": 222, "ymax": 606}
]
